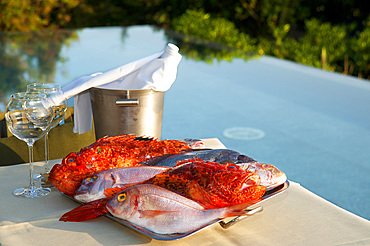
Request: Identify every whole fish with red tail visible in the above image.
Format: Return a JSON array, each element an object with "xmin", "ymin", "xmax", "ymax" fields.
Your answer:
[
  {"xmin": 61, "ymin": 184, "xmax": 257, "ymax": 235},
  {"xmin": 48, "ymin": 135, "xmax": 204, "ymax": 195}
]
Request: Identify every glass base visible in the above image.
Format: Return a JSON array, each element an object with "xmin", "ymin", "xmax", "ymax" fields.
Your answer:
[
  {"xmin": 33, "ymin": 172, "xmax": 49, "ymax": 182},
  {"xmin": 33, "ymin": 173, "xmax": 42, "ymax": 182},
  {"xmin": 13, "ymin": 186, "xmax": 51, "ymax": 198}
]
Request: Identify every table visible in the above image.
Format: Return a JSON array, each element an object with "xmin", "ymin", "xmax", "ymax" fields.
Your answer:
[{"xmin": 1, "ymin": 139, "xmax": 369, "ymax": 246}]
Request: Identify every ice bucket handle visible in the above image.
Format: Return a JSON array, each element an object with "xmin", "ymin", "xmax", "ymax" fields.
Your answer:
[{"xmin": 116, "ymin": 99, "xmax": 139, "ymax": 106}]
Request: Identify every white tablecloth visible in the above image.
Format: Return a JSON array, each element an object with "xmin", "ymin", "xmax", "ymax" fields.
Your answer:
[{"xmin": 1, "ymin": 139, "xmax": 369, "ymax": 246}]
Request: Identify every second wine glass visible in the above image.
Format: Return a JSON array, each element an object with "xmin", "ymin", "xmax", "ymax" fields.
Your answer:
[{"xmin": 26, "ymin": 83, "xmax": 67, "ymax": 181}]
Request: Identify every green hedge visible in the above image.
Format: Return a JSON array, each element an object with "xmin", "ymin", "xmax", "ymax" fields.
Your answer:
[{"xmin": 171, "ymin": 9, "xmax": 369, "ymax": 78}]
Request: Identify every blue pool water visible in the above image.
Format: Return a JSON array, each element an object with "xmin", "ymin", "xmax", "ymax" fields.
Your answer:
[{"xmin": 1, "ymin": 26, "xmax": 369, "ymax": 220}]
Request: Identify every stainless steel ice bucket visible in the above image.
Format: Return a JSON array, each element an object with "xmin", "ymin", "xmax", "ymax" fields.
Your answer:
[{"xmin": 89, "ymin": 87, "xmax": 164, "ymax": 140}]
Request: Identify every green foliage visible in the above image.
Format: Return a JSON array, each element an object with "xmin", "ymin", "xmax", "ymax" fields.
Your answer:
[
  {"xmin": 172, "ymin": 8, "xmax": 368, "ymax": 78},
  {"xmin": 280, "ymin": 19, "xmax": 348, "ymax": 72},
  {"xmin": 165, "ymin": 29, "xmax": 259, "ymax": 64},
  {"xmin": 349, "ymin": 18, "xmax": 370, "ymax": 78},
  {"xmin": 0, "ymin": 0, "xmax": 368, "ymax": 79},
  {"xmin": 300, "ymin": 0, "xmax": 368, "ymax": 29},
  {"xmin": 173, "ymin": 9, "xmax": 257, "ymax": 52},
  {"xmin": 0, "ymin": 0, "xmax": 80, "ymax": 31},
  {"xmin": 238, "ymin": 0, "xmax": 302, "ymax": 38}
]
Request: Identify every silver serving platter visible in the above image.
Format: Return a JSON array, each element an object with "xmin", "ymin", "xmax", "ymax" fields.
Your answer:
[{"xmin": 61, "ymin": 181, "xmax": 289, "ymax": 241}]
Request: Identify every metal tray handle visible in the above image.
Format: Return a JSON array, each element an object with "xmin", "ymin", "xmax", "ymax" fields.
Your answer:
[{"xmin": 219, "ymin": 206, "xmax": 263, "ymax": 229}]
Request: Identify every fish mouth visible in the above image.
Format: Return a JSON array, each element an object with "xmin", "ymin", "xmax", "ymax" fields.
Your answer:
[
  {"xmin": 73, "ymin": 193, "xmax": 91, "ymax": 203},
  {"xmin": 106, "ymin": 203, "xmax": 116, "ymax": 217},
  {"xmin": 74, "ymin": 188, "xmax": 106, "ymax": 202},
  {"xmin": 74, "ymin": 184, "xmax": 92, "ymax": 195},
  {"xmin": 74, "ymin": 190, "xmax": 87, "ymax": 196},
  {"xmin": 264, "ymin": 173, "xmax": 287, "ymax": 190}
]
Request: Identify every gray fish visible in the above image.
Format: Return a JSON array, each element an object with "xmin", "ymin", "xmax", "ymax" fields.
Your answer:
[{"xmin": 140, "ymin": 149, "xmax": 256, "ymax": 167}]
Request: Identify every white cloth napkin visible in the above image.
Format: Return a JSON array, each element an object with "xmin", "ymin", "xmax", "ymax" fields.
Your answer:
[{"xmin": 61, "ymin": 43, "xmax": 182, "ymax": 134}]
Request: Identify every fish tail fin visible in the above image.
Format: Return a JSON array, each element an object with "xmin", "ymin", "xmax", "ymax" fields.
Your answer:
[{"xmin": 60, "ymin": 198, "xmax": 110, "ymax": 222}]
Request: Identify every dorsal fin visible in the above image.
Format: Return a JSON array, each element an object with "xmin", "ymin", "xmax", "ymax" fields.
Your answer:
[{"xmin": 104, "ymin": 187, "xmax": 126, "ymax": 198}]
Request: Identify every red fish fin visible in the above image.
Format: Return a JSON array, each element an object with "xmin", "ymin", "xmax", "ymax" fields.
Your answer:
[
  {"xmin": 186, "ymin": 180, "xmax": 219, "ymax": 209},
  {"xmin": 60, "ymin": 198, "xmax": 110, "ymax": 222},
  {"xmin": 150, "ymin": 174, "xmax": 188, "ymax": 191},
  {"xmin": 238, "ymin": 185, "xmax": 267, "ymax": 203},
  {"xmin": 104, "ymin": 187, "xmax": 126, "ymax": 198},
  {"xmin": 138, "ymin": 209, "xmax": 178, "ymax": 219}
]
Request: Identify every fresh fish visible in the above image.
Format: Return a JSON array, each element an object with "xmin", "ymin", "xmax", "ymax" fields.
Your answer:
[
  {"xmin": 106, "ymin": 184, "xmax": 255, "ymax": 234},
  {"xmin": 140, "ymin": 149, "xmax": 256, "ymax": 167},
  {"xmin": 145, "ymin": 159, "xmax": 266, "ymax": 208},
  {"xmin": 59, "ymin": 161, "xmax": 267, "ymax": 224},
  {"xmin": 74, "ymin": 166, "xmax": 171, "ymax": 203},
  {"xmin": 239, "ymin": 162, "xmax": 287, "ymax": 190}
]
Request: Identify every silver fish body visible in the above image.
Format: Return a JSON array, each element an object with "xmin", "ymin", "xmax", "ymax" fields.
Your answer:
[
  {"xmin": 106, "ymin": 184, "xmax": 248, "ymax": 235},
  {"xmin": 141, "ymin": 149, "xmax": 256, "ymax": 167},
  {"xmin": 74, "ymin": 166, "xmax": 170, "ymax": 203}
]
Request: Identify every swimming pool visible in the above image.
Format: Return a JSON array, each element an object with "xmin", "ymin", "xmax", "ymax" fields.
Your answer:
[{"xmin": 1, "ymin": 25, "xmax": 369, "ymax": 220}]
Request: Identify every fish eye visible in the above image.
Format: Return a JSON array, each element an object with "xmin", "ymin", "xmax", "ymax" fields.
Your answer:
[
  {"xmin": 262, "ymin": 164, "xmax": 270, "ymax": 168},
  {"xmin": 117, "ymin": 193, "xmax": 126, "ymax": 202},
  {"xmin": 225, "ymin": 163, "xmax": 238, "ymax": 169},
  {"xmin": 86, "ymin": 176, "xmax": 97, "ymax": 183}
]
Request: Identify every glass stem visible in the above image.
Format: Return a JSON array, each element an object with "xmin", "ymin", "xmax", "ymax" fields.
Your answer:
[
  {"xmin": 28, "ymin": 143, "xmax": 35, "ymax": 188},
  {"xmin": 44, "ymin": 132, "xmax": 49, "ymax": 172}
]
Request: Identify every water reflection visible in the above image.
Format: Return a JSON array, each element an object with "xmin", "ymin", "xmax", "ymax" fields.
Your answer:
[
  {"xmin": 0, "ymin": 30, "xmax": 78, "ymax": 109},
  {"xmin": 165, "ymin": 29, "xmax": 259, "ymax": 63},
  {"xmin": 0, "ymin": 26, "xmax": 258, "ymax": 110}
]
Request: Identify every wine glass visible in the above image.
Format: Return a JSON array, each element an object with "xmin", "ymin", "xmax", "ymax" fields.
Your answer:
[
  {"xmin": 5, "ymin": 92, "xmax": 53, "ymax": 198},
  {"xmin": 26, "ymin": 83, "xmax": 67, "ymax": 181}
]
